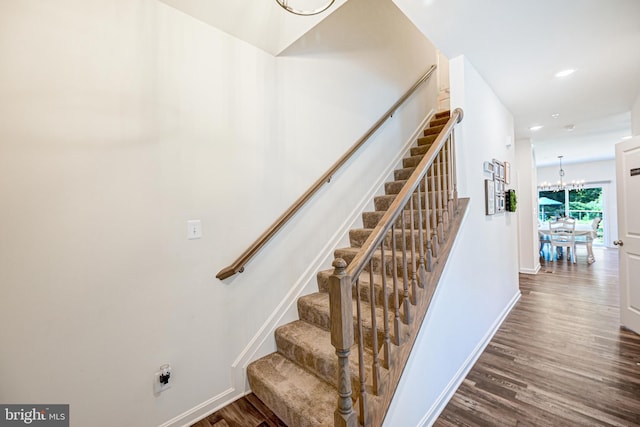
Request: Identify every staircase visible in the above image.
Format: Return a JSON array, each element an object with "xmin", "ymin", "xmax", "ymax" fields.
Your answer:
[{"xmin": 247, "ymin": 110, "xmax": 468, "ymax": 427}]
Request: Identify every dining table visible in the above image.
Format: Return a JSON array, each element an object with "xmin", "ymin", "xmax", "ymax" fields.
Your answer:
[{"xmin": 538, "ymin": 222, "xmax": 597, "ymax": 264}]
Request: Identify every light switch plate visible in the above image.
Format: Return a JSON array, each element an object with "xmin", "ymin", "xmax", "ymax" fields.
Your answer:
[{"xmin": 187, "ymin": 220, "xmax": 202, "ymax": 239}]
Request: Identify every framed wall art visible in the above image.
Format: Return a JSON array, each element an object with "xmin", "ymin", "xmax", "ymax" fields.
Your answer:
[{"xmin": 485, "ymin": 179, "xmax": 495, "ymax": 215}]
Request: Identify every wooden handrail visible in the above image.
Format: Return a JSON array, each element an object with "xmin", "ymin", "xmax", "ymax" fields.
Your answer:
[
  {"xmin": 344, "ymin": 108, "xmax": 464, "ymax": 280},
  {"xmin": 216, "ymin": 65, "xmax": 438, "ymax": 280}
]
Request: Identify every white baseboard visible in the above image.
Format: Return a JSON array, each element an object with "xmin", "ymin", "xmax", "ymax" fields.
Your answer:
[
  {"xmin": 418, "ymin": 290, "xmax": 521, "ymax": 427},
  {"xmin": 159, "ymin": 387, "xmax": 238, "ymax": 427},
  {"xmin": 519, "ymin": 263, "xmax": 541, "ymax": 275}
]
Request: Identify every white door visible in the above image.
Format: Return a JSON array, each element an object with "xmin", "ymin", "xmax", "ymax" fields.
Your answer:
[{"xmin": 616, "ymin": 136, "xmax": 640, "ymax": 335}]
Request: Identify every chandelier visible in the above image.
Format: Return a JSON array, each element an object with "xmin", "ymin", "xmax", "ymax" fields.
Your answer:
[
  {"xmin": 275, "ymin": 0, "xmax": 335, "ymax": 15},
  {"xmin": 538, "ymin": 155, "xmax": 585, "ymax": 192}
]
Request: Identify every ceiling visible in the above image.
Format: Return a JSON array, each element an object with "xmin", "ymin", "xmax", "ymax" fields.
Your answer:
[
  {"xmin": 158, "ymin": 0, "xmax": 347, "ymax": 55},
  {"xmin": 160, "ymin": 0, "xmax": 640, "ymax": 166},
  {"xmin": 392, "ymin": 0, "xmax": 640, "ymax": 166}
]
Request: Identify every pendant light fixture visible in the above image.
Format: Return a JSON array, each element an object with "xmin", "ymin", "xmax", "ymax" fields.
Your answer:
[
  {"xmin": 275, "ymin": 0, "xmax": 335, "ymax": 16},
  {"xmin": 538, "ymin": 155, "xmax": 585, "ymax": 192}
]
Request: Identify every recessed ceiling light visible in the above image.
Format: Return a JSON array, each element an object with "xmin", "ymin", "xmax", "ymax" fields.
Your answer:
[
  {"xmin": 555, "ymin": 69, "xmax": 576, "ymax": 78},
  {"xmin": 622, "ymin": 135, "xmax": 632, "ymax": 140},
  {"xmin": 551, "ymin": 113, "xmax": 560, "ymax": 119},
  {"xmin": 529, "ymin": 125, "xmax": 543, "ymax": 131}
]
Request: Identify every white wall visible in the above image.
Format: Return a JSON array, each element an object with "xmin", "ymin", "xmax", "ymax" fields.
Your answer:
[
  {"xmin": 515, "ymin": 138, "xmax": 540, "ymax": 274},
  {"xmin": 537, "ymin": 160, "xmax": 618, "ymax": 246},
  {"xmin": 632, "ymin": 89, "xmax": 640, "ymax": 136},
  {"xmin": 0, "ymin": 1, "xmax": 438, "ymax": 426},
  {"xmin": 383, "ymin": 55, "xmax": 521, "ymax": 427}
]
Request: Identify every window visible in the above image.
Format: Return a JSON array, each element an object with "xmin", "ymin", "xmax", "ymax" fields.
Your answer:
[
  {"xmin": 569, "ymin": 187, "xmax": 603, "ymax": 243},
  {"xmin": 539, "ymin": 186, "xmax": 603, "ymax": 244}
]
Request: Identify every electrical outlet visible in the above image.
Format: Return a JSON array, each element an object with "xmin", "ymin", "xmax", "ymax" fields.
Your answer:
[
  {"xmin": 187, "ymin": 220, "xmax": 202, "ymax": 240},
  {"xmin": 154, "ymin": 364, "xmax": 172, "ymax": 394}
]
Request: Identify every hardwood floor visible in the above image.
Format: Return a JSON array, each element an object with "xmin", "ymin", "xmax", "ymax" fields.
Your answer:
[
  {"xmin": 191, "ymin": 393, "xmax": 286, "ymax": 427},
  {"xmin": 192, "ymin": 247, "xmax": 640, "ymax": 427},
  {"xmin": 435, "ymin": 247, "xmax": 640, "ymax": 427}
]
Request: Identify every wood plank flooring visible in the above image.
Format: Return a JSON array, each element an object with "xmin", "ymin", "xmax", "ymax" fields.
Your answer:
[
  {"xmin": 435, "ymin": 247, "xmax": 640, "ymax": 427},
  {"xmin": 191, "ymin": 393, "xmax": 286, "ymax": 427},
  {"xmin": 192, "ymin": 247, "xmax": 640, "ymax": 427}
]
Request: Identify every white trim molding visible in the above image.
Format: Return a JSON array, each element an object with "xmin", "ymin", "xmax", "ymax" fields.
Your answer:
[
  {"xmin": 159, "ymin": 387, "xmax": 237, "ymax": 427},
  {"xmin": 520, "ymin": 263, "xmax": 541, "ymax": 275}
]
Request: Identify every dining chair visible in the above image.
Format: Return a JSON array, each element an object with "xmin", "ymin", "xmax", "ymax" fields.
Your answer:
[
  {"xmin": 575, "ymin": 217, "xmax": 601, "ymax": 263},
  {"xmin": 539, "ymin": 222, "xmax": 551, "ymax": 259},
  {"xmin": 549, "ymin": 218, "xmax": 577, "ymax": 263}
]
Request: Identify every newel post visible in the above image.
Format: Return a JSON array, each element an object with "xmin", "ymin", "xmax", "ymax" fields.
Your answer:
[{"xmin": 329, "ymin": 258, "xmax": 357, "ymax": 427}]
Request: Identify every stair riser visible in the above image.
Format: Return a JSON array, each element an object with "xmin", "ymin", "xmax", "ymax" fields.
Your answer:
[
  {"xmin": 411, "ymin": 143, "xmax": 433, "ymax": 156},
  {"xmin": 417, "ymin": 135, "xmax": 437, "ymax": 147},
  {"xmin": 297, "ymin": 298, "xmax": 385, "ymax": 351},
  {"xmin": 317, "ymin": 270, "xmax": 406, "ymax": 310},
  {"xmin": 394, "ymin": 167, "xmax": 448, "ymax": 181},
  {"xmin": 403, "ymin": 155, "xmax": 450, "ymax": 169},
  {"xmin": 350, "ymin": 228, "xmax": 429, "ymax": 252},
  {"xmin": 429, "ymin": 117, "xmax": 449, "ymax": 126},
  {"xmin": 275, "ymin": 330, "xmax": 367, "ymax": 400},
  {"xmin": 374, "ymin": 192, "xmax": 448, "ymax": 212},
  {"xmin": 334, "ymin": 248, "xmax": 421, "ymax": 280},
  {"xmin": 362, "ymin": 210, "xmax": 435, "ymax": 229},
  {"xmin": 424, "ymin": 124, "xmax": 445, "ymax": 136},
  {"xmin": 247, "ymin": 354, "xmax": 336, "ymax": 427},
  {"xmin": 385, "ymin": 178, "xmax": 446, "ymax": 195}
]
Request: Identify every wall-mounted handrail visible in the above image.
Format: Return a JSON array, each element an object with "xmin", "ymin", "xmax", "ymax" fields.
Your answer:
[
  {"xmin": 216, "ymin": 64, "xmax": 438, "ymax": 280},
  {"xmin": 345, "ymin": 108, "xmax": 463, "ymax": 281}
]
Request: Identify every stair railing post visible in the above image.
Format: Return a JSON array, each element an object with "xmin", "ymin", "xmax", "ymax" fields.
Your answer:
[
  {"xmin": 329, "ymin": 258, "xmax": 358, "ymax": 427},
  {"xmin": 435, "ymin": 151, "xmax": 445, "ymax": 244},
  {"xmin": 441, "ymin": 144, "xmax": 450, "ymax": 231},
  {"xmin": 452, "ymin": 130, "xmax": 459, "ymax": 213}
]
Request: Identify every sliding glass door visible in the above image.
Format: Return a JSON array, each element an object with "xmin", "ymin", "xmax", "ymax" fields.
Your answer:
[
  {"xmin": 539, "ymin": 186, "xmax": 604, "ymax": 244},
  {"xmin": 569, "ymin": 187, "xmax": 603, "ymax": 243}
]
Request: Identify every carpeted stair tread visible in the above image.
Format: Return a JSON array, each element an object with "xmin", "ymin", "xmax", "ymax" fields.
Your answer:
[
  {"xmin": 417, "ymin": 134, "xmax": 438, "ymax": 147},
  {"xmin": 424, "ymin": 124, "xmax": 445, "ymax": 136},
  {"xmin": 349, "ymin": 227, "xmax": 430, "ymax": 252},
  {"xmin": 374, "ymin": 191, "xmax": 448, "ymax": 212},
  {"xmin": 247, "ymin": 353, "xmax": 335, "ymax": 427},
  {"xmin": 316, "ymin": 268, "xmax": 398, "ymax": 309},
  {"xmin": 395, "ymin": 165, "xmax": 446, "ymax": 181},
  {"xmin": 384, "ymin": 178, "xmax": 446, "ymax": 195},
  {"xmin": 411, "ymin": 143, "xmax": 433, "ymax": 157},
  {"xmin": 429, "ymin": 116, "xmax": 449, "ymax": 126},
  {"xmin": 394, "ymin": 166, "xmax": 448, "ymax": 182},
  {"xmin": 362, "ymin": 209, "xmax": 434, "ymax": 229},
  {"xmin": 403, "ymin": 153, "xmax": 450, "ymax": 169},
  {"xmin": 297, "ymin": 291, "xmax": 409, "ymax": 348},
  {"xmin": 404, "ymin": 154, "xmax": 446, "ymax": 169},
  {"xmin": 275, "ymin": 320, "xmax": 381, "ymax": 398},
  {"xmin": 334, "ymin": 246, "xmax": 411, "ymax": 272}
]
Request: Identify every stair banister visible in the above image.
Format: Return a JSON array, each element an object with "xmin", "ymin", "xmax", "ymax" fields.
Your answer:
[
  {"xmin": 343, "ymin": 108, "xmax": 463, "ymax": 281},
  {"xmin": 216, "ymin": 65, "xmax": 438, "ymax": 280},
  {"xmin": 330, "ymin": 108, "xmax": 463, "ymax": 427}
]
